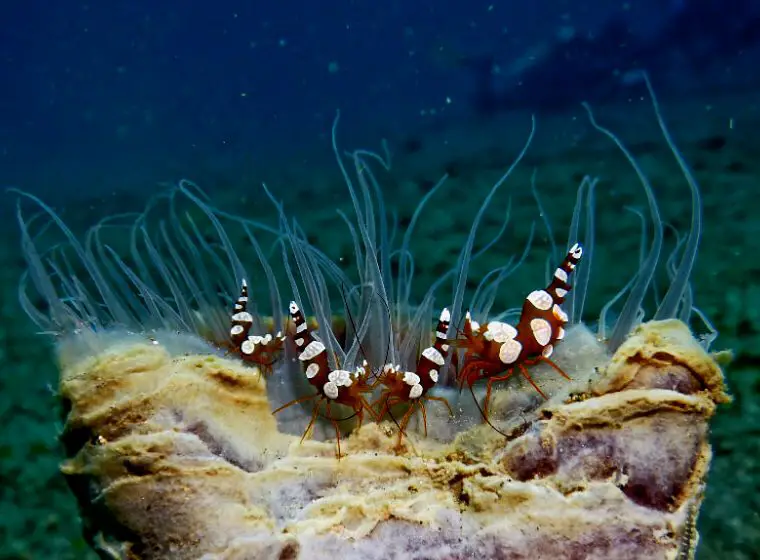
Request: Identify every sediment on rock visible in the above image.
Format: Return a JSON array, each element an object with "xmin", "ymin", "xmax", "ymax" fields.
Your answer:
[{"xmin": 57, "ymin": 320, "xmax": 727, "ymax": 560}]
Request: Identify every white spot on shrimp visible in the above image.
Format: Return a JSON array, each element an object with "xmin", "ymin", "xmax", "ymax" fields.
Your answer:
[
  {"xmin": 296, "ymin": 322, "xmax": 307, "ymax": 333},
  {"xmin": 409, "ymin": 384, "xmax": 423, "ymax": 399},
  {"xmin": 305, "ymin": 363, "xmax": 320, "ymax": 378},
  {"xmin": 241, "ymin": 339, "xmax": 256, "ymax": 355},
  {"xmin": 440, "ymin": 307, "xmax": 451, "ymax": 322},
  {"xmin": 554, "ymin": 268, "xmax": 568, "ymax": 283},
  {"xmin": 323, "ymin": 381, "xmax": 339, "ymax": 399},
  {"xmin": 230, "ymin": 325, "xmax": 244, "ymax": 336},
  {"xmin": 403, "ymin": 371, "xmax": 421, "ymax": 386},
  {"xmin": 542, "ymin": 344, "xmax": 554, "ymax": 358},
  {"xmin": 328, "ymin": 369, "xmax": 353, "ymax": 387},
  {"xmin": 299, "ymin": 340, "xmax": 325, "ymax": 361},
  {"xmin": 499, "ymin": 339, "xmax": 522, "ymax": 364},
  {"xmin": 527, "ymin": 290, "xmax": 553, "ymax": 311},
  {"xmin": 295, "ymin": 337, "xmax": 305, "ymax": 347},
  {"xmin": 553, "ymin": 304, "xmax": 569, "ymax": 323},
  {"xmin": 570, "ymin": 242, "xmax": 583, "ymax": 259},
  {"xmin": 429, "ymin": 369, "xmax": 439, "ymax": 383},
  {"xmin": 232, "ymin": 311, "xmax": 253, "ymax": 323},
  {"xmin": 530, "ymin": 318, "xmax": 552, "ymax": 346},
  {"xmin": 466, "ymin": 311, "xmax": 481, "ymax": 333},
  {"xmin": 555, "ymin": 287, "xmax": 568, "ymax": 298},
  {"xmin": 422, "ymin": 346, "xmax": 445, "ymax": 366},
  {"xmin": 556, "ymin": 326, "xmax": 565, "ymax": 340},
  {"xmin": 485, "ymin": 321, "xmax": 518, "ymax": 343},
  {"xmin": 289, "ymin": 301, "xmax": 299, "ymax": 314}
]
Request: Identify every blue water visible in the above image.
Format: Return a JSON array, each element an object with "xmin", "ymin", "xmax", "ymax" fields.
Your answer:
[{"xmin": 5, "ymin": 0, "xmax": 755, "ymax": 207}]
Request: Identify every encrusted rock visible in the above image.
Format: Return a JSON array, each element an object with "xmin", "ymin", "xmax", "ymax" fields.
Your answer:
[{"xmin": 58, "ymin": 321, "xmax": 727, "ymax": 559}]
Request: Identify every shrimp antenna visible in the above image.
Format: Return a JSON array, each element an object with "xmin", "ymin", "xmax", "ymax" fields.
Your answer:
[
  {"xmin": 319, "ymin": 409, "xmax": 361, "ymax": 423},
  {"xmin": 339, "ymin": 282, "xmax": 372, "ymax": 370},
  {"xmin": 377, "ymin": 290, "xmax": 394, "ymax": 382},
  {"xmin": 468, "ymin": 382, "xmax": 509, "ymax": 439}
]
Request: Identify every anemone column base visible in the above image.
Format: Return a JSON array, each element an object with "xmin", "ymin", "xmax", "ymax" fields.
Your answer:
[{"xmin": 57, "ymin": 319, "xmax": 729, "ymax": 560}]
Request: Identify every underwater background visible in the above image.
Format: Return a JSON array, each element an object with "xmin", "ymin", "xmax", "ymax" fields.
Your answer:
[{"xmin": 0, "ymin": 0, "xmax": 758, "ymax": 558}]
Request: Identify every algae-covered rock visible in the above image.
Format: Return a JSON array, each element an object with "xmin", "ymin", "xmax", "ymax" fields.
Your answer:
[{"xmin": 57, "ymin": 320, "xmax": 727, "ymax": 560}]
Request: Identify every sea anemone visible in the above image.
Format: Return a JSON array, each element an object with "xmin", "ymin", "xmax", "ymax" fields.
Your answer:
[
  {"xmin": 17, "ymin": 77, "xmax": 711, "ymax": 434},
  {"xmin": 12, "ymin": 76, "xmax": 729, "ymax": 559}
]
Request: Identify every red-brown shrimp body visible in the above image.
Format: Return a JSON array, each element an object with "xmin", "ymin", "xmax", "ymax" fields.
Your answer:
[
  {"xmin": 228, "ymin": 279, "xmax": 286, "ymax": 374},
  {"xmin": 456, "ymin": 243, "xmax": 583, "ymax": 418},
  {"xmin": 374, "ymin": 307, "xmax": 454, "ymax": 448},
  {"xmin": 272, "ymin": 300, "xmax": 377, "ymax": 457}
]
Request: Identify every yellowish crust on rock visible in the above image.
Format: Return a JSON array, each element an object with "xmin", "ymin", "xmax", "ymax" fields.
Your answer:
[
  {"xmin": 549, "ymin": 389, "xmax": 716, "ymax": 427},
  {"xmin": 58, "ymin": 320, "xmax": 728, "ymax": 559},
  {"xmin": 595, "ymin": 319, "xmax": 730, "ymax": 403},
  {"xmin": 61, "ymin": 344, "xmax": 293, "ymax": 460}
]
